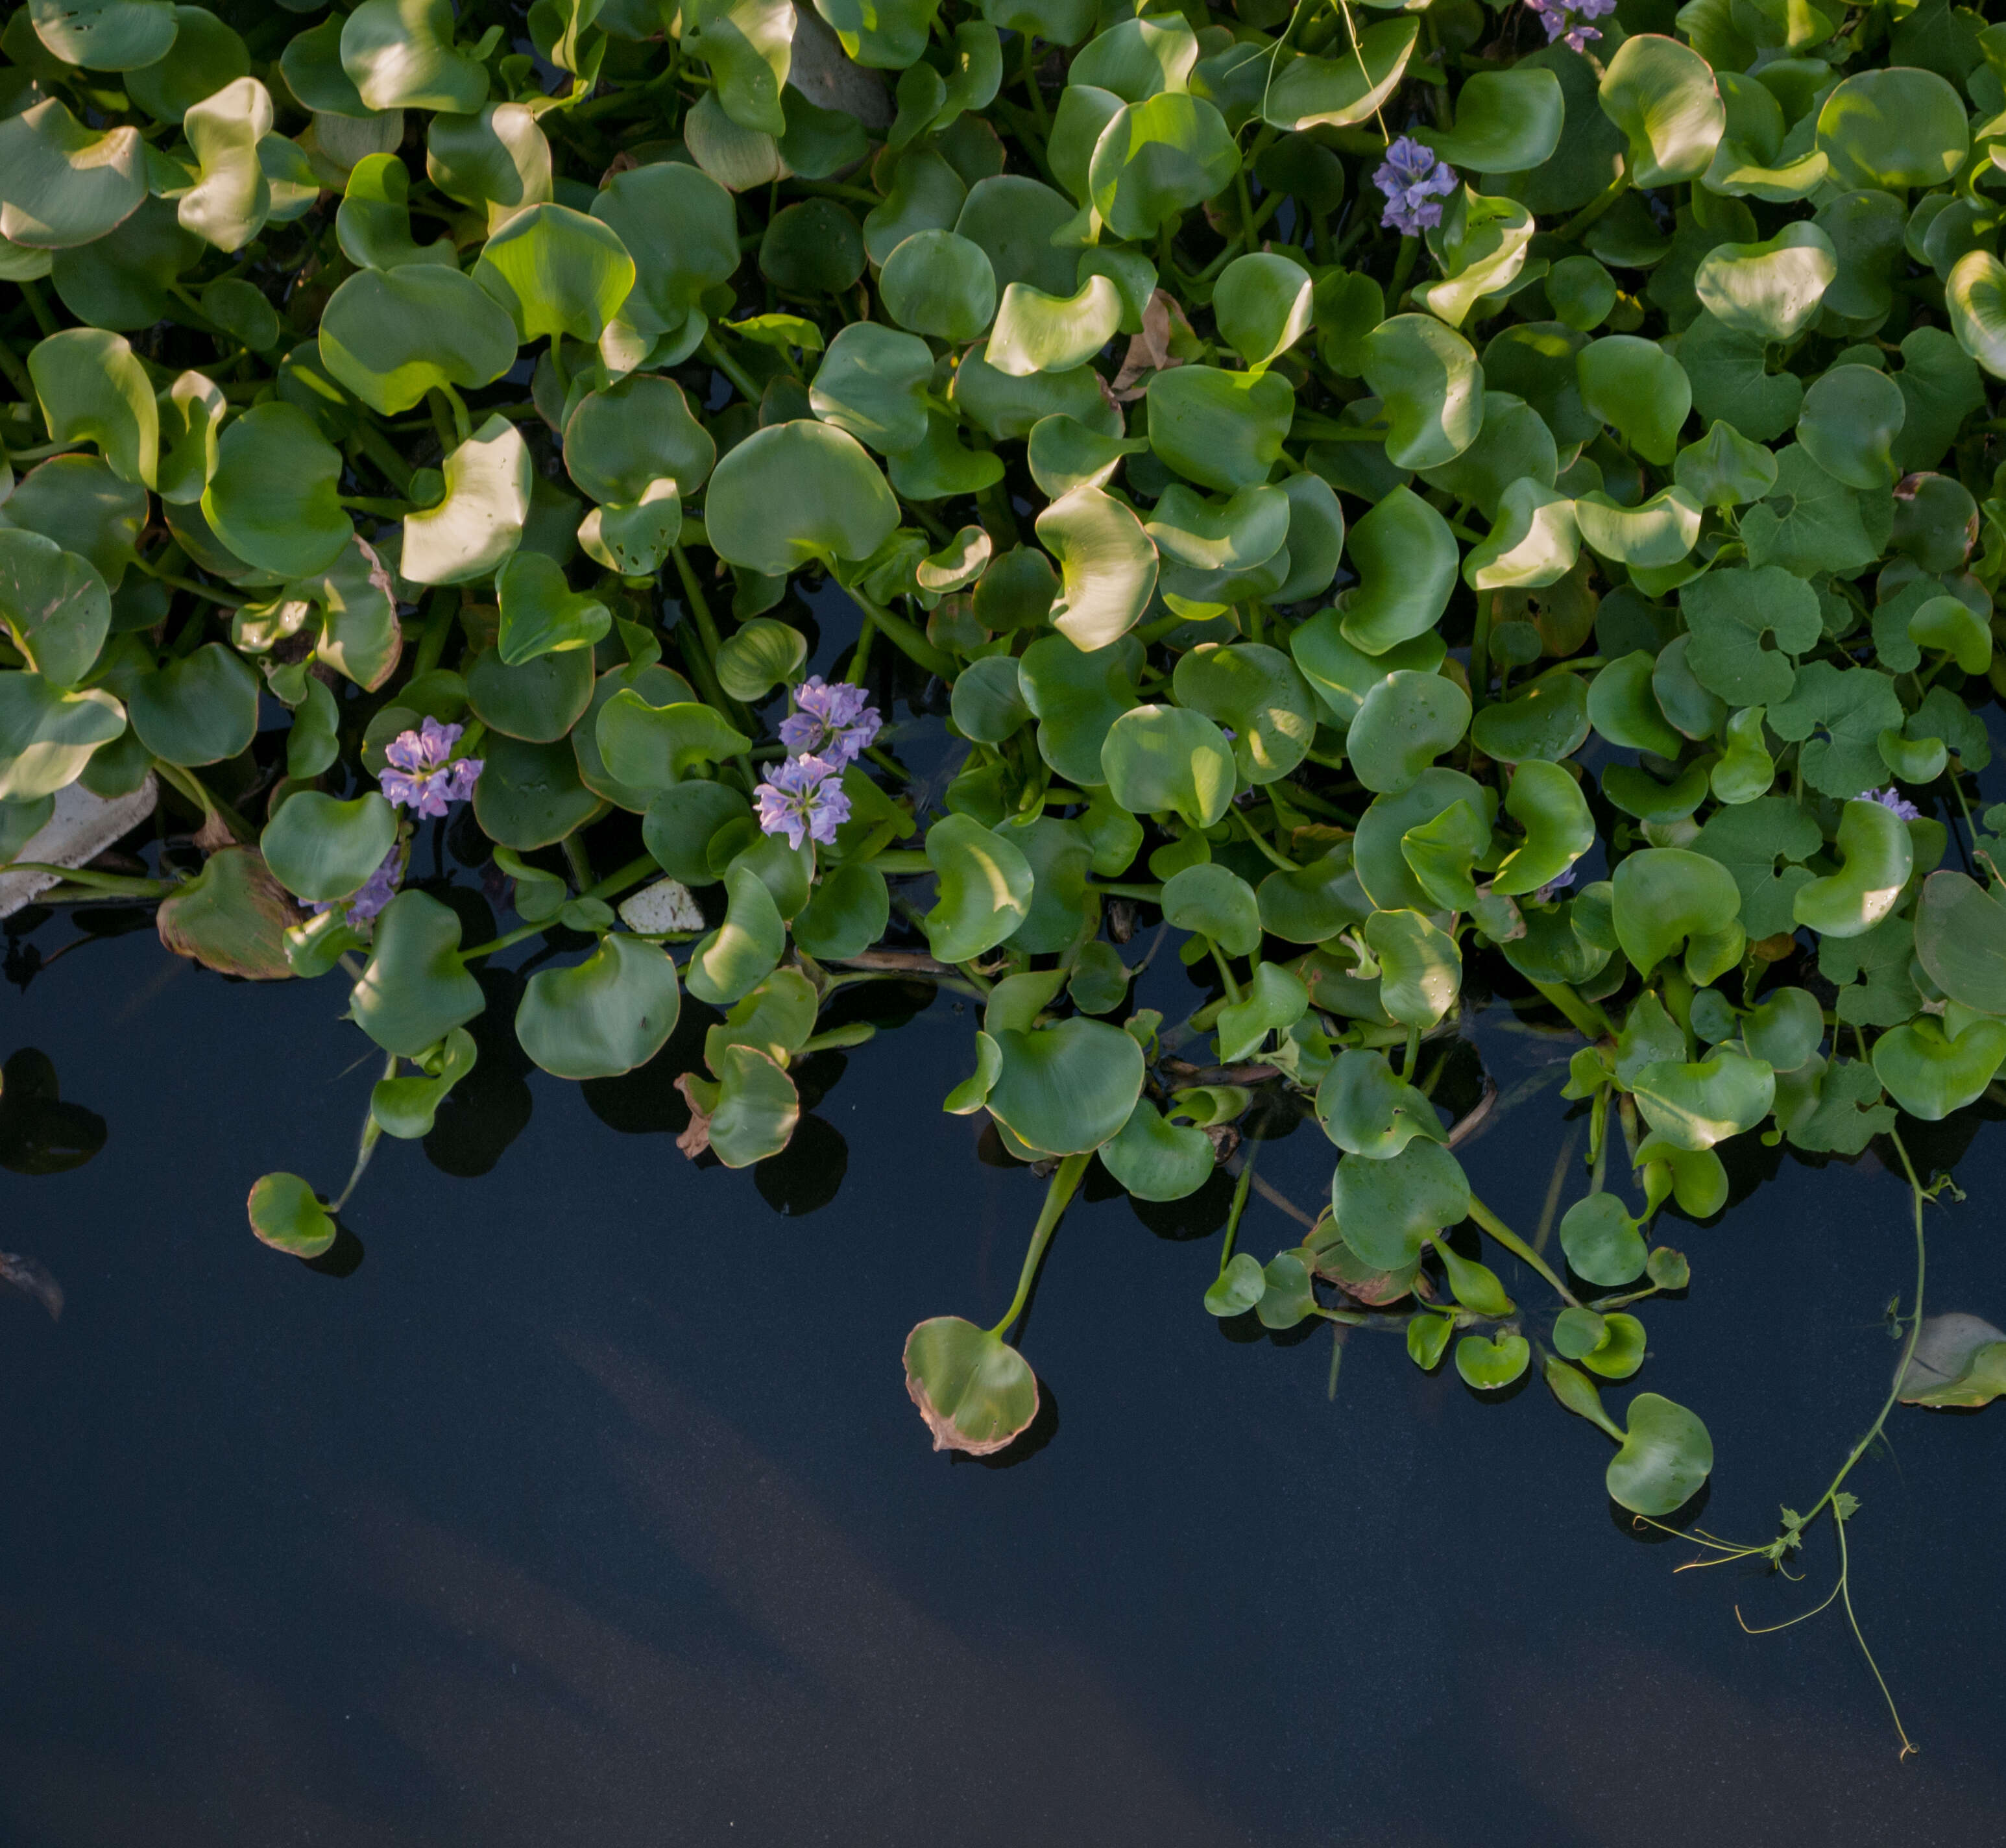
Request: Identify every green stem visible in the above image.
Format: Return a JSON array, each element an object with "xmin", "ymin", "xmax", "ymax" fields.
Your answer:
[
  {"xmin": 1208, "ymin": 938, "xmax": 1243, "ymax": 1004},
  {"xmin": 153, "ymin": 760, "xmax": 252, "ymax": 842},
  {"xmin": 1218, "ymin": 1147, "xmax": 1258, "ymax": 1272},
  {"xmin": 1833, "ymin": 1508, "xmax": 1918, "ymax": 1762},
  {"xmin": 0, "ymin": 862, "xmax": 175, "ymax": 897},
  {"xmin": 19, "ymin": 278, "xmax": 60, "ymax": 337},
  {"xmin": 459, "ymin": 921, "xmax": 550, "ymax": 960},
  {"xmin": 411, "ymin": 590, "xmax": 458, "ymax": 679},
  {"xmin": 1553, "ymin": 158, "xmax": 1630, "ymax": 243},
  {"xmin": 1469, "ymin": 590, "xmax": 1496, "ymax": 713},
  {"xmin": 585, "ymin": 853, "xmax": 660, "ymax": 903},
  {"xmin": 354, "ymin": 421, "xmax": 417, "ymax": 494},
  {"xmin": 1019, "ymin": 32, "xmax": 1050, "ymax": 136},
  {"xmin": 1466, "ymin": 1193, "xmax": 1582, "ymax": 1308},
  {"xmin": 701, "ymin": 332, "xmax": 764, "ymax": 406},
  {"xmin": 0, "ymin": 335, "xmax": 35, "ymax": 400},
  {"xmin": 134, "ymin": 557, "xmax": 246, "ymax": 609},
  {"xmin": 989, "ymin": 1150, "xmax": 1090, "ymax": 1339},
  {"xmin": 840, "ymin": 579, "xmax": 956, "ymax": 677},
  {"xmin": 1089, "ymin": 880, "xmax": 1165, "ymax": 901},
  {"xmin": 1797, "ymin": 1127, "xmax": 1928, "ymax": 1529},
  {"xmin": 1529, "ymin": 977, "xmax": 1613, "ymax": 1041},
  {"xmin": 1231, "ymin": 807, "xmax": 1300, "ymax": 870}
]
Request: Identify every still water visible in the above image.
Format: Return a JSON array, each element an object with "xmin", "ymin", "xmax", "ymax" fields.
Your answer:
[{"xmin": 2, "ymin": 890, "xmax": 2003, "ymax": 1846}]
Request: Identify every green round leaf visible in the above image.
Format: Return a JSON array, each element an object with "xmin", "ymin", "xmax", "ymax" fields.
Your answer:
[
  {"xmin": 1361, "ymin": 313, "xmax": 1484, "ymax": 470},
  {"xmin": 1597, "ymin": 34, "xmax": 1724, "ymax": 187},
  {"xmin": 1161, "ymin": 861, "xmax": 1261, "ymax": 956},
  {"xmin": 1333, "ymin": 486, "xmax": 1459, "ymax": 656},
  {"xmin": 1872, "ymin": 1014, "xmax": 2006, "ymax": 1121},
  {"xmin": 0, "ymin": 529, "xmax": 110, "ymax": 689},
  {"xmin": 516, "ymin": 932, "xmax": 681, "ymax": 1079},
  {"xmin": 1347, "ymin": 670, "xmax": 1471, "ymax": 797},
  {"xmin": 808, "ymin": 321, "xmax": 934, "ymax": 456},
  {"xmin": 1558, "ymin": 1192, "xmax": 1648, "ymax": 1287},
  {"xmin": 1606, "ymin": 1393, "xmax": 1713, "ymax": 1516},
  {"xmin": 903, "ymin": 1315, "xmax": 1038, "ymax": 1456},
  {"xmin": 1100, "ymin": 703, "xmax": 1236, "ymax": 830},
  {"xmin": 348, "ymin": 888, "xmax": 486, "ymax": 1057},
  {"xmin": 1693, "ymin": 224, "xmax": 1837, "ymax": 345},
  {"xmin": 341, "ymin": 0, "xmax": 490, "ymax": 112},
  {"xmin": 1793, "ymin": 797, "xmax": 1913, "ymax": 938},
  {"xmin": 202, "ymin": 402, "xmax": 351, "ymax": 579},
  {"xmin": 879, "ymin": 228, "xmax": 998, "ymax": 343},
  {"xmin": 247, "ymin": 1172, "xmax": 336, "ymax": 1259},
  {"xmin": 704, "ymin": 420, "xmax": 900, "ymax": 574},
  {"xmin": 0, "ymin": 100, "xmax": 145, "ymax": 250},
  {"xmin": 1100, "ymin": 1097, "xmax": 1213, "ymax": 1200},
  {"xmin": 1816, "ymin": 67, "xmax": 1968, "ymax": 191},
  {"xmin": 320, "ymin": 264, "xmax": 519, "ymax": 415},
  {"xmin": 1332, "ymin": 1139, "xmax": 1470, "ymax": 1271},
  {"xmin": 128, "ymin": 641, "xmax": 258, "ymax": 766},
  {"xmin": 1456, "ymin": 1332, "xmax": 1530, "ymax": 1391},
  {"xmin": 474, "ymin": 732, "xmax": 602, "ymax": 849},
  {"xmin": 261, "ymin": 790, "xmax": 398, "ymax": 903},
  {"xmin": 758, "ymin": 197, "xmax": 866, "ymax": 294},
  {"xmin": 987, "ymin": 1016, "xmax": 1146, "ymax": 1156},
  {"xmin": 1089, "ymin": 91, "xmax": 1239, "ymax": 241},
  {"xmin": 1612, "ymin": 847, "xmax": 1742, "ymax": 975},
  {"xmin": 0, "ymin": 672, "xmax": 126, "ymax": 801},
  {"xmin": 1035, "ymin": 485, "xmax": 1158, "ymax": 652},
  {"xmin": 496, "ymin": 551, "xmax": 612, "ymax": 666},
  {"xmin": 1144, "ymin": 364, "xmax": 1294, "ymax": 492},
  {"xmin": 401, "ymin": 413, "xmax": 533, "ymax": 587},
  {"xmin": 922, "ymin": 810, "xmax": 1034, "ymax": 962}
]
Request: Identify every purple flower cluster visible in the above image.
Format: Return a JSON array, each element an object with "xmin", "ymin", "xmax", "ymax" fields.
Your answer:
[
  {"xmin": 779, "ymin": 676, "xmax": 881, "ymax": 766},
  {"xmin": 1525, "ymin": 0, "xmax": 1615, "ymax": 54},
  {"xmin": 755, "ymin": 679, "xmax": 878, "ymax": 850},
  {"xmin": 1373, "ymin": 136, "xmax": 1459, "ymax": 236},
  {"xmin": 755, "ymin": 753, "xmax": 852, "ymax": 849},
  {"xmin": 1867, "ymin": 787, "xmax": 1923, "ymax": 821},
  {"xmin": 380, "ymin": 716, "xmax": 483, "ymax": 818}
]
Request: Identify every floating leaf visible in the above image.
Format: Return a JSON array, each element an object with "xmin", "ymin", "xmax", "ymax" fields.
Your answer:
[
  {"xmin": 247, "ymin": 1173, "xmax": 336, "ymax": 1259},
  {"xmin": 1898, "ymin": 1315, "xmax": 2006, "ymax": 1408},
  {"xmin": 348, "ymin": 889, "xmax": 486, "ymax": 1057},
  {"xmin": 903, "ymin": 1315, "xmax": 1038, "ymax": 1456},
  {"xmin": 516, "ymin": 934, "xmax": 681, "ymax": 1079},
  {"xmin": 261, "ymin": 791, "xmax": 398, "ymax": 903},
  {"xmin": 987, "ymin": 1017, "xmax": 1144, "ymax": 1155}
]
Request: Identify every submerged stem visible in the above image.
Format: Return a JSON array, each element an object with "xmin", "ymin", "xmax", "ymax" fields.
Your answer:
[
  {"xmin": 989, "ymin": 1151, "xmax": 1090, "ymax": 1340},
  {"xmin": 1465, "ymin": 1193, "xmax": 1581, "ymax": 1307}
]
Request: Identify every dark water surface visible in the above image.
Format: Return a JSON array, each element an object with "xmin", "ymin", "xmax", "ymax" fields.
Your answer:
[{"xmin": 2, "ymin": 914, "xmax": 2003, "ymax": 1847}]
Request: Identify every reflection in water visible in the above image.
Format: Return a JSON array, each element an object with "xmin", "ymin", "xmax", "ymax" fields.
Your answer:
[
  {"xmin": 424, "ymin": 968, "xmax": 535, "ymax": 1179},
  {"xmin": 755, "ymin": 1114, "xmax": 847, "ymax": 1217},
  {"xmin": 0, "ymin": 1047, "xmax": 102, "ymax": 1324},
  {"xmin": 0, "ymin": 1252, "xmax": 63, "ymax": 1320},
  {"xmin": 0, "ymin": 1048, "xmax": 106, "ymax": 1176}
]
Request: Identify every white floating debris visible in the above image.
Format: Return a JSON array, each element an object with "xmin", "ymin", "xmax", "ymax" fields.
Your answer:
[
  {"xmin": 619, "ymin": 876, "xmax": 705, "ymax": 935},
  {"xmin": 0, "ymin": 775, "xmax": 159, "ymax": 921}
]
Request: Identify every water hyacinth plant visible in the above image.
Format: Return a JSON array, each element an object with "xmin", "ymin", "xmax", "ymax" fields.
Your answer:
[{"xmin": 6, "ymin": 0, "xmax": 2006, "ymax": 1751}]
